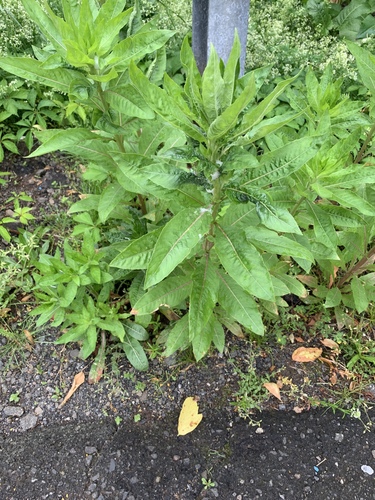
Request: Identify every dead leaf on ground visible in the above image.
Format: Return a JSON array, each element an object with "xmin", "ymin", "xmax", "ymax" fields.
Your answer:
[
  {"xmin": 0, "ymin": 308, "xmax": 11, "ymax": 317},
  {"xmin": 263, "ymin": 382, "xmax": 282, "ymax": 401},
  {"xmin": 58, "ymin": 371, "xmax": 85, "ymax": 409},
  {"xmin": 320, "ymin": 338, "xmax": 340, "ymax": 351},
  {"xmin": 177, "ymin": 397, "xmax": 203, "ymax": 436},
  {"xmin": 293, "ymin": 406, "xmax": 304, "ymax": 413},
  {"xmin": 23, "ymin": 330, "xmax": 34, "ymax": 351},
  {"xmin": 292, "ymin": 346, "xmax": 322, "ymax": 362},
  {"xmin": 21, "ymin": 294, "xmax": 33, "ymax": 302},
  {"xmin": 330, "ymin": 372, "xmax": 338, "ymax": 385}
]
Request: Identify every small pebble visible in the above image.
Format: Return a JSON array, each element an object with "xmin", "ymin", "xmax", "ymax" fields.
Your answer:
[
  {"xmin": 19, "ymin": 414, "xmax": 38, "ymax": 431},
  {"xmin": 3, "ymin": 406, "xmax": 24, "ymax": 417},
  {"xmin": 335, "ymin": 433, "xmax": 344, "ymax": 443},
  {"xmin": 361, "ymin": 465, "xmax": 374, "ymax": 475},
  {"xmin": 85, "ymin": 446, "xmax": 97, "ymax": 454}
]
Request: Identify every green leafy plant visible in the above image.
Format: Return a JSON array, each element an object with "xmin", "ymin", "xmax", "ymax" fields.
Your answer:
[
  {"xmin": 305, "ymin": 0, "xmax": 375, "ymax": 40},
  {"xmin": 2, "ymin": 0, "xmax": 374, "ymax": 372},
  {"xmin": 0, "ymin": 192, "xmax": 35, "ymax": 242},
  {"xmin": 30, "ymin": 231, "xmax": 150, "ymax": 370},
  {"xmin": 104, "ymin": 34, "xmax": 320, "ymax": 360},
  {"xmin": 9, "ymin": 391, "xmax": 20, "ymax": 403},
  {"xmin": 280, "ymin": 45, "xmax": 375, "ymax": 322}
]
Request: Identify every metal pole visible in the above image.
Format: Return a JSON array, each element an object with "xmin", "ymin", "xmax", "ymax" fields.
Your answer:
[{"xmin": 192, "ymin": 0, "xmax": 250, "ymax": 75}]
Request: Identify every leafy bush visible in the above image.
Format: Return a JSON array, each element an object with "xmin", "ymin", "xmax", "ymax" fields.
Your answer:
[{"xmin": 1, "ymin": 0, "xmax": 375, "ymax": 374}]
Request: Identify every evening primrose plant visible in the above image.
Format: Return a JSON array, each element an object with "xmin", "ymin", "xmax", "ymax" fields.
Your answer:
[{"xmin": 1, "ymin": 0, "xmax": 374, "ymax": 370}]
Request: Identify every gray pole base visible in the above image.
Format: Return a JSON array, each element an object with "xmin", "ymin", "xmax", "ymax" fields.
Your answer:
[{"xmin": 192, "ymin": 0, "xmax": 250, "ymax": 75}]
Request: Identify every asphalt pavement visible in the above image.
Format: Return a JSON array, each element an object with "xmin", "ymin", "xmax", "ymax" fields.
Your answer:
[{"xmin": 1, "ymin": 408, "xmax": 374, "ymax": 499}]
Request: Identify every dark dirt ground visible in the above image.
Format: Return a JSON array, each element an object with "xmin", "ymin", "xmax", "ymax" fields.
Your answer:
[{"xmin": 1, "ymin": 150, "xmax": 375, "ymax": 499}]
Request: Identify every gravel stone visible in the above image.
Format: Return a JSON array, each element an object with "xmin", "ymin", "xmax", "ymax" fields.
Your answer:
[
  {"xmin": 19, "ymin": 414, "xmax": 38, "ymax": 431},
  {"xmin": 3, "ymin": 406, "xmax": 24, "ymax": 417}
]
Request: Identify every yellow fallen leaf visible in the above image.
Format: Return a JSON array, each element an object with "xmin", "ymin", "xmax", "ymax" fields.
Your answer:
[
  {"xmin": 263, "ymin": 382, "xmax": 282, "ymax": 401},
  {"xmin": 292, "ymin": 347, "xmax": 322, "ymax": 362},
  {"xmin": 177, "ymin": 397, "xmax": 203, "ymax": 436},
  {"xmin": 58, "ymin": 371, "xmax": 85, "ymax": 409}
]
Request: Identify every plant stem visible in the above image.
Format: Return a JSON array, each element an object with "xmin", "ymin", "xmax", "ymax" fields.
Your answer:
[
  {"xmin": 354, "ymin": 123, "xmax": 375, "ymax": 164},
  {"xmin": 290, "ymin": 196, "xmax": 306, "ymax": 217},
  {"xmin": 337, "ymin": 244, "xmax": 375, "ymax": 288}
]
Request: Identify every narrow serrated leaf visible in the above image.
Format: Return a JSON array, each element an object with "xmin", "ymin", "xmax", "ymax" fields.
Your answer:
[
  {"xmin": 217, "ymin": 271, "xmax": 264, "ymax": 335},
  {"xmin": 189, "ymin": 257, "xmax": 219, "ymax": 340},
  {"xmin": 131, "ymin": 276, "xmax": 192, "ymax": 315},
  {"xmin": 214, "ymin": 225, "xmax": 274, "ymax": 301},
  {"xmin": 145, "ymin": 208, "xmax": 211, "ymax": 288}
]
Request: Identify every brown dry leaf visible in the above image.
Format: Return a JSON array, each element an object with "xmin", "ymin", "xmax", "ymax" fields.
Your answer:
[
  {"xmin": 23, "ymin": 329, "xmax": 34, "ymax": 347},
  {"xmin": 58, "ymin": 371, "xmax": 85, "ymax": 409},
  {"xmin": 292, "ymin": 346, "xmax": 322, "ymax": 362},
  {"xmin": 293, "ymin": 406, "xmax": 304, "ymax": 413},
  {"xmin": 296, "ymin": 275, "xmax": 318, "ymax": 287},
  {"xmin": 320, "ymin": 357, "xmax": 336, "ymax": 366},
  {"xmin": 21, "ymin": 294, "xmax": 33, "ymax": 302},
  {"xmin": 295, "ymin": 336, "xmax": 305, "ymax": 343},
  {"xmin": 330, "ymin": 372, "xmax": 338, "ymax": 385},
  {"xmin": 263, "ymin": 382, "xmax": 282, "ymax": 401},
  {"xmin": 321, "ymin": 338, "xmax": 340, "ymax": 350},
  {"xmin": 0, "ymin": 308, "xmax": 11, "ymax": 317}
]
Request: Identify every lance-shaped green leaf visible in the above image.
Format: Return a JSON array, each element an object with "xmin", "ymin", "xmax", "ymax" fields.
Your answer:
[
  {"xmin": 21, "ymin": 0, "xmax": 66, "ymax": 55},
  {"xmin": 232, "ymin": 75, "xmax": 297, "ymax": 139},
  {"xmin": 192, "ymin": 313, "xmax": 215, "ymax": 361},
  {"xmin": 124, "ymin": 320, "xmax": 149, "ymax": 341},
  {"xmin": 241, "ymin": 137, "xmax": 317, "ymax": 188},
  {"xmin": 163, "ymin": 314, "xmax": 190, "ymax": 357},
  {"xmin": 189, "ymin": 257, "xmax": 219, "ymax": 340},
  {"xmin": 129, "ymin": 62, "xmax": 205, "ymax": 142},
  {"xmin": 92, "ymin": 9, "xmax": 133, "ymax": 56},
  {"xmin": 257, "ymin": 203, "xmax": 302, "ymax": 235},
  {"xmin": 131, "ymin": 275, "xmax": 192, "ymax": 315},
  {"xmin": 107, "ymin": 30, "xmax": 175, "ymax": 69},
  {"xmin": 180, "ymin": 37, "xmax": 206, "ymax": 125},
  {"xmin": 122, "ymin": 335, "xmax": 149, "ymax": 371},
  {"xmin": 328, "ymin": 189, "xmax": 375, "ymax": 216},
  {"xmin": 217, "ymin": 271, "xmax": 264, "ymax": 335},
  {"xmin": 214, "ymin": 225, "xmax": 274, "ymax": 301},
  {"xmin": 325, "ymin": 287, "xmax": 342, "ymax": 308},
  {"xmin": 351, "ymin": 276, "xmax": 368, "ymax": 314},
  {"xmin": 245, "ymin": 226, "xmax": 314, "ymax": 261},
  {"xmin": 97, "ymin": 182, "xmax": 126, "ymax": 223},
  {"xmin": 145, "ymin": 208, "xmax": 212, "ymax": 288},
  {"xmin": 97, "ymin": 319, "xmax": 126, "ymax": 341},
  {"xmin": 324, "ymin": 166, "xmax": 375, "ymax": 188},
  {"xmin": 207, "ymin": 72, "xmax": 256, "ymax": 140},
  {"xmin": 201, "ymin": 45, "xmax": 225, "ymax": 121},
  {"xmin": 241, "ymin": 111, "xmax": 303, "ymax": 145},
  {"xmin": 277, "ymin": 274, "xmax": 308, "ymax": 298},
  {"xmin": 26, "ymin": 128, "xmax": 101, "ymax": 157},
  {"xmin": 212, "ymin": 318, "xmax": 225, "ymax": 353},
  {"xmin": 0, "ymin": 57, "xmax": 88, "ymax": 93},
  {"xmin": 347, "ymin": 41, "xmax": 375, "ymax": 95},
  {"xmin": 306, "ymin": 201, "xmax": 337, "ymax": 250},
  {"xmin": 104, "ymin": 85, "xmax": 155, "ymax": 119},
  {"xmin": 318, "ymin": 205, "xmax": 365, "ymax": 228},
  {"xmin": 110, "ymin": 228, "xmax": 162, "ymax": 270},
  {"xmin": 222, "ymin": 31, "xmax": 241, "ymax": 109}
]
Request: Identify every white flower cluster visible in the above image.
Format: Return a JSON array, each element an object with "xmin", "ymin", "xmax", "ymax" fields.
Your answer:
[
  {"xmin": 246, "ymin": 0, "xmax": 371, "ymax": 85},
  {"xmin": 0, "ymin": 0, "xmax": 40, "ymax": 56}
]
